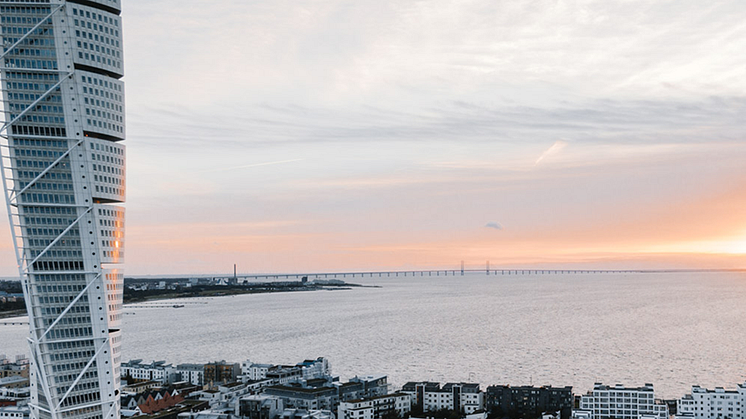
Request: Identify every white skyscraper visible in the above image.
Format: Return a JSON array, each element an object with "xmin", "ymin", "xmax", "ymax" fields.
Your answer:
[{"xmin": 0, "ymin": 2, "xmax": 126, "ymax": 419}]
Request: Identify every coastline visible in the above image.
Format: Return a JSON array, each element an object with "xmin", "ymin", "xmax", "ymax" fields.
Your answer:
[
  {"xmin": 122, "ymin": 282, "xmax": 370, "ymax": 304},
  {"xmin": 0, "ymin": 281, "xmax": 378, "ymax": 320}
]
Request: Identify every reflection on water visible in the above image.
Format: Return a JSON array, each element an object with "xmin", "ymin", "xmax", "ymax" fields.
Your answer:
[{"xmin": 1, "ymin": 271, "xmax": 745, "ymax": 398}]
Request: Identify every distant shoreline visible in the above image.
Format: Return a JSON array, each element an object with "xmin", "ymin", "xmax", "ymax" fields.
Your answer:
[
  {"xmin": 122, "ymin": 281, "xmax": 375, "ymax": 305},
  {"xmin": 0, "ymin": 281, "xmax": 377, "ymax": 320},
  {"xmin": 0, "ymin": 308, "xmax": 26, "ymax": 320}
]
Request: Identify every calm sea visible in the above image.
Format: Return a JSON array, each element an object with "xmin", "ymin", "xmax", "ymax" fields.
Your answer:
[{"xmin": 1, "ymin": 271, "xmax": 745, "ymax": 399}]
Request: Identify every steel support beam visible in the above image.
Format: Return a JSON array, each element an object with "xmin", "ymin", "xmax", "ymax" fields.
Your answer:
[
  {"xmin": 10, "ymin": 140, "xmax": 83, "ymax": 202},
  {"xmin": 0, "ymin": 5, "xmax": 64, "ymax": 61},
  {"xmin": 1, "ymin": 73, "xmax": 72, "ymax": 133},
  {"xmin": 55, "ymin": 338, "xmax": 109, "ymax": 411},
  {"xmin": 24, "ymin": 206, "xmax": 91, "ymax": 271},
  {"xmin": 39, "ymin": 273, "xmax": 101, "ymax": 342}
]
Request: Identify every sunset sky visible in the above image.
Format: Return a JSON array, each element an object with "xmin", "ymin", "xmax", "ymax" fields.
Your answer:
[{"xmin": 2, "ymin": 0, "xmax": 746, "ymax": 275}]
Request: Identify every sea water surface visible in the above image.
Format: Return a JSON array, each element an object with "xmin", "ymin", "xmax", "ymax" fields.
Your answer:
[{"xmin": 1, "ymin": 271, "xmax": 745, "ymax": 398}]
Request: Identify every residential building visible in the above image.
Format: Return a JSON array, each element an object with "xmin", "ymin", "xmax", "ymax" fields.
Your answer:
[
  {"xmin": 402, "ymin": 382, "xmax": 484, "ymax": 414},
  {"xmin": 120, "ymin": 388, "xmax": 185, "ymax": 415},
  {"xmin": 266, "ymin": 367, "xmax": 303, "ymax": 385},
  {"xmin": 297, "ymin": 359, "xmax": 331, "ymax": 381},
  {"xmin": 122, "ymin": 360, "xmax": 178, "ymax": 384},
  {"xmin": 0, "ymin": 377, "xmax": 28, "ymax": 390},
  {"xmin": 241, "ymin": 358, "xmax": 331, "ymax": 386},
  {"xmin": 122, "ymin": 381, "xmax": 162, "ymax": 395},
  {"xmin": 264, "ymin": 385, "xmax": 340, "ymax": 412},
  {"xmin": 577, "ymin": 383, "xmax": 669, "ymax": 419},
  {"xmin": 0, "ymin": 2, "xmax": 127, "ymax": 419},
  {"xmin": 485, "ymin": 385, "xmax": 573, "ymax": 419},
  {"xmin": 0, "ymin": 386, "xmax": 30, "ymax": 401},
  {"xmin": 336, "ymin": 376, "xmax": 390, "ymax": 403},
  {"xmin": 132, "ymin": 400, "xmax": 210, "ymax": 419},
  {"xmin": 677, "ymin": 382, "xmax": 746, "ymax": 419},
  {"xmin": 177, "ymin": 412, "xmax": 230, "ymax": 419},
  {"xmin": 678, "ymin": 395, "xmax": 696, "ymax": 419},
  {"xmin": 245, "ymin": 379, "xmax": 275, "ymax": 395},
  {"xmin": 195, "ymin": 382, "xmax": 250, "ymax": 409},
  {"xmin": 0, "ymin": 405, "xmax": 29, "ymax": 419},
  {"xmin": 239, "ymin": 395, "xmax": 284, "ymax": 419},
  {"xmin": 338, "ymin": 393, "xmax": 411, "ymax": 419},
  {"xmin": 349, "ymin": 376, "xmax": 390, "ymax": 398},
  {"xmin": 178, "ymin": 364, "xmax": 206, "ymax": 387},
  {"xmin": 338, "ymin": 382, "xmax": 366, "ymax": 403},
  {"xmin": 0, "ymin": 357, "xmax": 28, "ymax": 379},
  {"xmin": 242, "ymin": 361, "xmax": 273, "ymax": 382},
  {"xmin": 205, "ymin": 362, "xmax": 241, "ymax": 386},
  {"xmin": 278, "ymin": 409, "xmax": 334, "ymax": 419}
]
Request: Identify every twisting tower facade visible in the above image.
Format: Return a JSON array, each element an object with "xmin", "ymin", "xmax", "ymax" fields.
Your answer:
[{"xmin": 0, "ymin": 2, "xmax": 125, "ymax": 419}]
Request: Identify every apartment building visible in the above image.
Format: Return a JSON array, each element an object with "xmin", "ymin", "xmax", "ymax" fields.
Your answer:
[{"xmin": 576, "ymin": 383, "xmax": 669, "ymax": 419}]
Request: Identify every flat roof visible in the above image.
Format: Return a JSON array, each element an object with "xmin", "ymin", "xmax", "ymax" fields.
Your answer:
[
  {"xmin": 345, "ymin": 392, "xmax": 409, "ymax": 403},
  {"xmin": 265, "ymin": 385, "xmax": 336, "ymax": 394}
]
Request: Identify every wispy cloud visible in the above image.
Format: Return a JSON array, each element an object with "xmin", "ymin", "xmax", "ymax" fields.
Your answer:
[
  {"xmin": 127, "ymin": 96, "xmax": 746, "ymax": 152},
  {"xmin": 9, "ymin": 0, "xmax": 740, "ymax": 275},
  {"xmin": 485, "ymin": 222, "xmax": 503, "ymax": 230},
  {"xmin": 535, "ymin": 140, "xmax": 569, "ymax": 166},
  {"xmin": 198, "ymin": 159, "xmax": 304, "ymax": 173}
]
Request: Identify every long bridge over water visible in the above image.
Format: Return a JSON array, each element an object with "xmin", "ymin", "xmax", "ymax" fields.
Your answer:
[
  {"xmin": 173, "ymin": 267, "xmax": 720, "ymax": 282},
  {"xmin": 231, "ymin": 268, "xmax": 642, "ymax": 281},
  {"xmin": 2, "ymin": 268, "xmax": 737, "ymax": 326}
]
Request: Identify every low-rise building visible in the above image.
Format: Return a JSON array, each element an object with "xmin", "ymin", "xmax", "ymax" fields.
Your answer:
[
  {"xmin": 266, "ymin": 367, "xmax": 303, "ymax": 386},
  {"xmin": 238, "ymin": 395, "xmax": 284, "ymax": 419},
  {"xmin": 177, "ymin": 364, "xmax": 206, "ymax": 387},
  {"xmin": 485, "ymin": 385, "xmax": 573, "ymax": 419},
  {"xmin": 195, "ymin": 382, "xmax": 250, "ymax": 408},
  {"xmin": 122, "ymin": 360, "xmax": 178, "ymax": 384},
  {"xmin": 338, "ymin": 382, "xmax": 366, "ymax": 403},
  {"xmin": 338, "ymin": 393, "xmax": 411, "ymax": 419},
  {"xmin": 576, "ymin": 383, "xmax": 669, "ymax": 419},
  {"xmin": 677, "ymin": 382, "xmax": 746, "ymax": 419},
  {"xmin": 122, "ymin": 380, "xmax": 162, "ymax": 395},
  {"xmin": 204, "ymin": 362, "xmax": 241, "ymax": 386},
  {"xmin": 402, "ymin": 382, "xmax": 484, "ymax": 414},
  {"xmin": 121, "ymin": 388, "xmax": 185, "ymax": 415},
  {"xmin": 0, "ymin": 377, "xmax": 28, "ymax": 390},
  {"xmin": 264, "ymin": 385, "xmax": 340, "ymax": 412},
  {"xmin": 0, "ymin": 405, "xmax": 29, "ymax": 419},
  {"xmin": 0, "ymin": 357, "xmax": 28, "ymax": 380},
  {"xmin": 297, "ymin": 359, "xmax": 331, "ymax": 381},
  {"xmin": 348, "ymin": 376, "xmax": 389, "ymax": 399},
  {"xmin": 0, "ymin": 386, "xmax": 29, "ymax": 400},
  {"xmin": 241, "ymin": 358, "xmax": 331, "ymax": 386},
  {"xmin": 278, "ymin": 409, "xmax": 334, "ymax": 419},
  {"xmin": 126, "ymin": 399, "xmax": 210, "ymax": 419},
  {"xmin": 177, "ymin": 411, "xmax": 230, "ymax": 419},
  {"xmin": 242, "ymin": 362, "xmax": 273, "ymax": 382}
]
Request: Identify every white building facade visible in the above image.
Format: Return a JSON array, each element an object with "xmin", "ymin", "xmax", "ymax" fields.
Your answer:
[
  {"xmin": 121, "ymin": 360, "xmax": 177, "ymax": 384},
  {"xmin": 677, "ymin": 383, "xmax": 746, "ymax": 419},
  {"xmin": 177, "ymin": 364, "xmax": 205, "ymax": 387},
  {"xmin": 338, "ymin": 393, "xmax": 411, "ymax": 419},
  {"xmin": 241, "ymin": 361, "xmax": 272, "ymax": 382},
  {"xmin": 298, "ymin": 358, "xmax": 331, "ymax": 381},
  {"xmin": 577, "ymin": 384, "xmax": 669, "ymax": 419},
  {"xmin": 401, "ymin": 382, "xmax": 483, "ymax": 414},
  {"xmin": 0, "ymin": 2, "xmax": 126, "ymax": 419}
]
